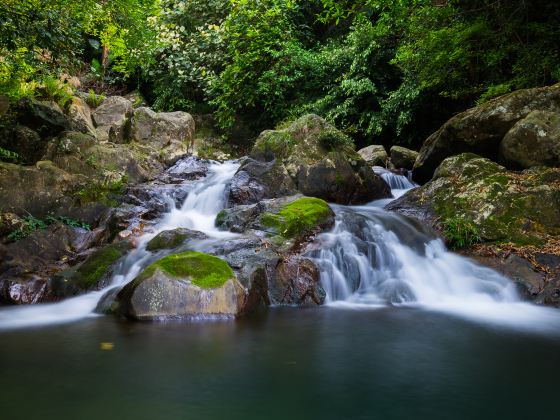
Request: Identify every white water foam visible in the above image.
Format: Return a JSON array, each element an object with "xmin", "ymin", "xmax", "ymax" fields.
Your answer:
[{"xmin": 312, "ymin": 175, "xmax": 560, "ymax": 334}]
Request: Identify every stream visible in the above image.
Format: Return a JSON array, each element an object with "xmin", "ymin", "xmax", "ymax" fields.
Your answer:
[{"xmin": 1, "ymin": 159, "xmax": 560, "ymax": 419}]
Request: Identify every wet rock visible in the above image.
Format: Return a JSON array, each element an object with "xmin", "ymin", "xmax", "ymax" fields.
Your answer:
[
  {"xmin": 500, "ymin": 110, "xmax": 560, "ymax": 169},
  {"xmin": 156, "ymin": 155, "xmax": 208, "ymax": 184},
  {"xmin": 358, "ymin": 145, "xmax": 389, "ymax": 167},
  {"xmin": 0, "ymin": 277, "xmax": 47, "ymax": 305},
  {"xmin": 390, "ymin": 146, "xmax": 419, "ymax": 169},
  {"xmin": 50, "ymin": 242, "xmax": 132, "ymax": 298},
  {"xmin": 414, "ymin": 83, "xmax": 560, "ymax": 182},
  {"xmin": 227, "ymin": 158, "xmax": 297, "ymax": 206},
  {"xmin": 117, "ymin": 251, "xmax": 246, "ymax": 319},
  {"xmin": 146, "ymin": 228, "xmax": 207, "ymax": 252}
]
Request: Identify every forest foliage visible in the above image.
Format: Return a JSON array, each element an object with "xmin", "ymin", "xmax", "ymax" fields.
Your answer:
[{"xmin": 1, "ymin": 0, "xmax": 559, "ymax": 148}]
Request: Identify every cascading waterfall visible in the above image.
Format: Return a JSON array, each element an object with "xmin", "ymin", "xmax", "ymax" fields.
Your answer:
[
  {"xmin": 310, "ymin": 170, "xmax": 560, "ymax": 331},
  {"xmin": 0, "ymin": 160, "xmax": 239, "ymax": 330}
]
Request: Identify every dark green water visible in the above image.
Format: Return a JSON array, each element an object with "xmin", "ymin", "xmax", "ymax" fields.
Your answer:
[{"xmin": 1, "ymin": 307, "xmax": 559, "ymax": 420}]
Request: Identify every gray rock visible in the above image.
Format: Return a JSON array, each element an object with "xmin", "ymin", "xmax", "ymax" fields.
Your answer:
[
  {"xmin": 92, "ymin": 96, "xmax": 133, "ymax": 143},
  {"xmin": 414, "ymin": 83, "xmax": 560, "ymax": 182},
  {"xmin": 500, "ymin": 110, "xmax": 560, "ymax": 169},
  {"xmin": 131, "ymin": 107, "xmax": 195, "ymax": 150},
  {"xmin": 390, "ymin": 146, "xmax": 419, "ymax": 169},
  {"xmin": 358, "ymin": 145, "xmax": 388, "ymax": 167}
]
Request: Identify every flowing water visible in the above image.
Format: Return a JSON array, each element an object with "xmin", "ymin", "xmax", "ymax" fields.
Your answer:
[
  {"xmin": 1, "ymin": 161, "xmax": 560, "ymax": 419},
  {"xmin": 0, "ymin": 160, "xmax": 239, "ymax": 330}
]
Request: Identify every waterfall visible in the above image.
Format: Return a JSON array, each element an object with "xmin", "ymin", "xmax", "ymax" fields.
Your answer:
[
  {"xmin": 310, "ymin": 176, "xmax": 560, "ymax": 330},
  {"xmin": 0, "ymin": 160, "xmax": 239, "ymax": 330}
]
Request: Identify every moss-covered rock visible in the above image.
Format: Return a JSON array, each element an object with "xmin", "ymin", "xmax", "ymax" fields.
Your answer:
[
  {"xmin": 229, "ymin": 114, "xmax": 390, "ymax": 205},
  {"xmin": 500, "ymin": 110, "xmax": 560, "ymax": 169},
  {"xmin": 390, "ymin": 146, "xmax": 419, "ymax": 169},
  {"xmin": 358, "ymin": 145, "xmax": 389, "ymax": 167},
  {"xmin": 146, "ymin": 228, "xmax": 207, "ymax": 252},
  {"xmin": 50, "ymin": 242, "xmax": 132, "ymax": 297},
  {"xmin": 117, "ymin": 251, "xmax": 246, "ymax": 319},
  {"xmin": 389, "ymin": 153, "xmax": 560, "ymax": 246},
  {"xmin": 260, "ymin": 197, "xmax": 334, "ymax": 239},
  {"xmin": 414, "ymin": 83, "xmax": 560, "ymax": 182}
]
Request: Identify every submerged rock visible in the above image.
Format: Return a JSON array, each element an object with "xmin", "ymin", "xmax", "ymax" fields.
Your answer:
[
  {"xmin": 413, "ymin": 83, "xmax": 560, "ymax": 182},
  {"xmin": 117, "ymin": 251, "xmax": 246, "ymax": 319}
]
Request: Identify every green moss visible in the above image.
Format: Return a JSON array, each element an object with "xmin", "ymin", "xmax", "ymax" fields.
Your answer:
[
  {"xmin": 72, "ymin": 243, "xmax": 129, "ymax": 289},
  {"xmin": 146, "ymin": 230, "xmax": 190, "ymax": 252},
  {"xmin": 215, "ymin": 210, "xmax": 227, "ymax": 226},
  {"xmin": 254, "ymin": 130, "xmax": 296, "ymax": 158},
  {"xmin": 260, "ymin": 197, "xmax": 332, "ymax": 238},
  {"xmin": 318, "ymin": 127, "xmax": 353, "ymax": 151},
  {"xmin": 138, "ymin": 251, "xmax": 234, "ymax": 289},
  {"xmin": 76, "ymin": 176, "xmax": 128, "ymax": 207}
]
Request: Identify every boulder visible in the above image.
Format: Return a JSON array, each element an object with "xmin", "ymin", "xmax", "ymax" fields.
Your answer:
[
  {"xmin": 49, "ymin": 242, "xmax": 132, "ymax": 298},
  {"xmin": 16, "ymin": 99, "xmax": 69, "ymax": 138},
  {"xmin": 131, "ymin": 107, "xmax": 195, "ymax": 150},
  {"xmin": 7, "ymin": 125, "xmax": 43, "ymax": 164},
  {"xmin": 117, "ymin": 251, "xmax": 246, "ymax": 319},
  {"xmin": 0, "ymin": 161, "xmax": 84, "ymax": 216},
  {"xmin": 500, "ymin": 110, "xmax": 560, "ymax": 169},
  {"xmin": 67, "ymin": 97, "xmax": 95, "ymax": 135},
  {"xmin": 414, "ymin": 83, "xmax": 560, "ymax": 182},
  {"xmin": 388, "ymin": 153, "xmax": 560, "ymax": 245},
  {"xmin": 228, "ymin": 114, "xmax": 390, "ymax": 205},
  {"xmin": 390, "ymin": 146, "xmax": 419, "ymax": 169},
  {"xmin": 146, "ymin": 228, "xmax": 207, "ymax": 252},
  {"xmin": 358, "ymin": 145, "xmax": 389, "ymax": 167},
  {"xmin": 92, "ymin": 96, "xmax": 133, "ymax": 143},
  {"xmin": 218, "ymin": 196, "xmax": 335, "ymax": 243}
]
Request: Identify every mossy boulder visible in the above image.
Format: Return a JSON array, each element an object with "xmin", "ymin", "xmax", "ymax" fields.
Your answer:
[
  {"xmin": 50, "ymin": 242, "xmax": 132, "ymax": 297},
  {"xmin": 389, "ymin": 153, "xmax": 560, "ymax": 246},
  {"xmin": 500, "ymin": 110, "xmax": 560, "ymax": 169},
  {"xmin": 217, "ymin": 195, "xmax": 335, "ymax": 243},
  {"xmin": 117, "ymin": 251, "xmax": 246, "ymax": 319},
  {"xmin": 146, "ymin": 228, "xmax": 207, "ymax": 252},
  {"xmin": 229, "ymin": 114, "xmax": 390, "ymax": 205},
  {"xmin": 414, "ymin": 83, "xmax": 560, "ymax": 182},
  {"xmin": 390, "ymin": 146, "xmax": 419, "ymax": 169},
  {"xmin": 260, "ymin": 197, "xmax": 334, "ymax": 240}
]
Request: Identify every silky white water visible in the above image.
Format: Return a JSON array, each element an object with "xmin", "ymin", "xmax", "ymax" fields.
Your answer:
[
  {"xmin": 0, "ymin": 160, "xmax": 239, "ymax": 330},
  {"xmin": 311, "ymin": 170, "xmax": 560, "ymax": 333}
]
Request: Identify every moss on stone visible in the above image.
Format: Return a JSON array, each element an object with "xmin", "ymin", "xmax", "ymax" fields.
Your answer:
[
  {"xmin": 73, "ymin": 243, "xmax": 129, "ymax": 289},
  {"xmin": 253, "ymin": 130, "xmax": 296, "ymax": 158},
  {"xmin": 260, "ymin": 197, "xmax": 333, "ymax": 238},
  {"xmin": 146, "ymin": 230, "xmax": 190, "ymax": 252},
  {"xmin": 137, "ymin": 251, "xmax": 234, "ymax": 289}
]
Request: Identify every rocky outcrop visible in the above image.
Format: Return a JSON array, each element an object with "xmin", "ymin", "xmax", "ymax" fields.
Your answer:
[
  {"xmin": 146, "ymin": 228, "xmax": 207, "ymax": 252},
  {"xmin": 228, "ymin": 115, "xmax": 390, "ymax": 205},
  {"xmin": 0, "ymin": 161, "xmax": 85, "ymax": 215},
  {"xmin": 500, "ymin": 110, "xmax": 560, "ymax": 169},
  {"xmin": 390, "ymin": 146, "xmax": 418, "ymax": 169},
  {"xmin": 92, "ymin": 96, "xmax": 133, "ymax": 142},
  {"xmin": 390, "ymin": 153, "xmax": 560, "ymax": 245},
  {"xmin": 131, "ymin": 108, "xmax": 195, "ymax": 162},
  {"xmin": 358, "ymin": 145, "xmax": 388, "ymax": 167},
  {"xmin": 117, "ymin": 251, "xmax": 246, "ymax": 319},
  {"xmin": 413, "ymin": 83, "xmax": 560, "ymax": 182}
]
